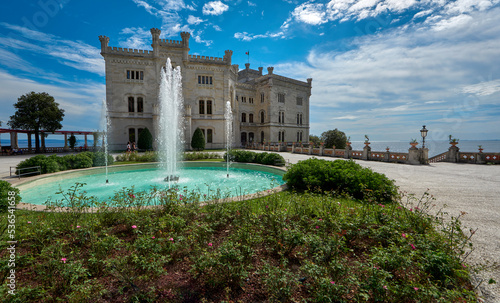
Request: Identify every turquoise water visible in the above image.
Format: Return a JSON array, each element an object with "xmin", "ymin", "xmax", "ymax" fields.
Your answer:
[{"xmin": 19, "ymin": 166, "xmax": 285, "ymax": 205}]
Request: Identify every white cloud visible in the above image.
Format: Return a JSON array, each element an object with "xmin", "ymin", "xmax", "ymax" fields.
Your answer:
[
  {"xmin": 203, "ymin": 1, "xmax": 229, "ymax": 15},
  {"xmin": 213, "ymin": 24, "xmax": 222, "ymax": 31},
  {"xmin": 234, "ymin": 30, "xmax": 285, "ymax": 41},
  {"xmin": 187, "ymin": 15, "xmax": 204, "ymax": 25},
  {"xmin": 292, "ymin": 2, "xmax": 328, "ymax": 25},
  {"xmin": 462, "ymin": 80, "xmax": 500, "ymax": 96},
  {"xmin": 432, "ymin": 14, "xmax": 473, "ymax": 31},
  {"xmin": 0, "ymin": 23, "xmax": 104, "ymax": 76},
  {"xmin": 248, "ymin": 1, "xmax": 257, "ymax": 7},
  {"xmin": 119, "ymin": 27, "xmax": 152, "ymax": 50}
]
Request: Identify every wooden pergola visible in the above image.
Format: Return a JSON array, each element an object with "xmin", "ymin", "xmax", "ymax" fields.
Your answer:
[{"xmin": 0, "ymin": 128, "xmax": 100, "ymax": 153}]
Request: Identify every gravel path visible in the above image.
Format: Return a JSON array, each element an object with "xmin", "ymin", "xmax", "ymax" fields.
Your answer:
[{"xmin": 2, "ymin": 152, "xmax": 499, "ymax": 301}]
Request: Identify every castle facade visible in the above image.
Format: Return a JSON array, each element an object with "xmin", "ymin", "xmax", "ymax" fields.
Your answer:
[{"xmin": 99, "ymin": 28, "xmax": 311, "ymax": 150}]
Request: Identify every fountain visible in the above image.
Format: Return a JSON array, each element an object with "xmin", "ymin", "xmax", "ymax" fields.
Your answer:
[
  {"xmin": 100, "ymin": 99, "xmax": 110, "ymax": 183},
  {"xmin": 225, "ymin": 101, "xmax": 233, "ymax": 178},
  {"xmin": 158, "ymin": 58, "xmax": 183, "ymax": 183}
]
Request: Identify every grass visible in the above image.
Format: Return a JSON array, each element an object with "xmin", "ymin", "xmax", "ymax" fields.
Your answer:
[{"xmin": 0, "ymin": 185, "xmax": 478, "ymax": 302}]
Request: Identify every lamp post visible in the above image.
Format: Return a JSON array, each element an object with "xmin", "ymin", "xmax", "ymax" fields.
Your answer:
[{"xmin": 420, "ymin": 125, "xmax": 428, "ymax": 148}]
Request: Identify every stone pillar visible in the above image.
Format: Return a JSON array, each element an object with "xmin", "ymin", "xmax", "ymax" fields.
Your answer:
[
  {"xmin": 292, "ymin": 142, "xmax": 295, "ymax": 153},
  {"xmin": 84, "ymin": 134, "xmax": 88, "ymax": 150},
  {"xmin": 27, "ymin": 133, "xmax": 32, "ymax": 153},
  {"xmin": 408, "ymin": 147, "xmax": 420, "ymax": 164},
  {"xmin": 319, "ymin": 143, "xmax": 324, "ymax": 156},
  {"xmin": 419, "ymin": 148, "xmax": 429, "ymax": 164},
  {"xmin": 344, "ymin": 144, "xmax": 352, "ymax": 159},
  {"xmin": 308, "ymin": 142, "xmax": 313, "ymax": 155},
  {"xmin": 447, "ymin": 145, "xmax": 459, "ymax": 163},
  {"xmin": 384, "ymin": 150, "xmax": 390, "ymax": 162},
  {"xmin": 64, "ymin": 133, "xmax": 69, "ymax": 151},
  {"xmin": 362, "ymin": 144, "xmax": 371, "ymax": 160},
  {"xmin": 10, "ymin": 132, "xmax": 19, "ymax": 149}
]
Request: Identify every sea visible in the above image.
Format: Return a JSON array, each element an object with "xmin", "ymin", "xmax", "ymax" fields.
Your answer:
[{"xmin": 1, "ymin": 138, "xmax": 498, "ymax": 158}]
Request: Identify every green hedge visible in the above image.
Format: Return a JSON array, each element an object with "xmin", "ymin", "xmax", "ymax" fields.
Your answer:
[
  {"xmin": 0, "ymin": 180, "xmax": 21, "ymax": 213},
  {"xmin": 16, "ymin": 152, "xmax": 114, "ymax": 175},
  {"xmin": 283, "ymin": 158, "xmax": 398, "ymax": 202},
  {"xmin": 224, "ymin": 150, "xmax": 285, "ymax": 167}
]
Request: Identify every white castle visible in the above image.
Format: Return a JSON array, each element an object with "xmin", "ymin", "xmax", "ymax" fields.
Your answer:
[{"xmin": 99, "ymin": 28, "xmax": 311, "ymax": 150}]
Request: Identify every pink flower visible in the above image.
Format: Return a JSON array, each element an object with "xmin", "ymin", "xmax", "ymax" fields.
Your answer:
[
  {"xmin": 414, "ymin": 287, "xmax": 419, "ymax": 291},
  {"xmin": 318, "ymin": 218, "xmax": 322, "ymax": 221},
  {"xmin": 330, "ymin": 281, "xmax": 335, "ymax": 284},
  {"xmin": 284, "ymin": 228, "xmax": 288, "ymax": 230},
  {"xmin": 61, "ymin": 258, "xmax": 67, "ymax": 263},
  {"xmin": 152, "ymin": 236, "xmax": 155, "ymax": 239},
  {"xmin": 402, "ymin": 233, "xmax": 407, "ymax": 238},
  {"xmin": 315, "ymin": 226, "xmax": 319, "ymax": 229},
  {"xmin": 132, "ymin": 225, "xmax": 137, "ymax": 229},
  {"xmin": 169, "ymin": 238, "xmax": 174, "ymax": 241},
  {"xmin": 383, "ymin": 285, "xmax": 388, "ymax": 290},
  {"xmin": 208, "ymin": 243, "xmax": 213, "ymax": 247},
  {"xmin": 410, "ymin": 243, "xmax": 416, "ymax": 250},
  {"xmin": 76, "ymin": 226, "xmax": 81, "ymax": 228},
  {"xmin": 27, "ymin": 221, "xmax": 32, "ymax": 224}
]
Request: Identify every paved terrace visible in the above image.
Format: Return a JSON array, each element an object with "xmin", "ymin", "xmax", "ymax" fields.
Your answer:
[{"xmin": 1, "ymin": 152, "xmax": 499, "ymax": 301}]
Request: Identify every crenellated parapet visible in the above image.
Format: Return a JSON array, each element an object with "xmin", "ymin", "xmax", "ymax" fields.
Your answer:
[
  {"xmin": 159, "ymin": 39, "xmax": 183, "ymax": 47},
  {"xmin": 105, "ymin": 47, "xmax": 153, "ymax": 57},
  {"xmin": 188, "ymin": 55, "xmax": 225, "ymax": 64},
  {"xmin": 224, "ymin": 50, "xmax": 233, "ymax": 66}
]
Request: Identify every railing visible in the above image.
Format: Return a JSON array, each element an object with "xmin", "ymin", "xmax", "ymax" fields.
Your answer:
[
  {"xmin": 10, "ymin": 166, "xmax": 41, "ymax": 179},
  {"xmin": 429, "ymin": 152, "xmax": 448, "ymax": 163}
]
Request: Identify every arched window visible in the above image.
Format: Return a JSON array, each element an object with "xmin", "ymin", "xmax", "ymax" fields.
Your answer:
[
  {"xmin": 260, "ymin": 111, "xmax": 265, "ymax": 124},
  {"xmin": 137, "ymin": 97, "xmax": 144, "ymax": 113},
  {"xmin": 199, "ymin": 100, "xmax": 205, "ymax": 114},
  {"xmin": 260, "ymin": 131, "xmax": 264, "ymax": 143},
  {"xmin": 206, "ymin": 100, "xmax": 212, "ymax": 115},
  {"xmin": 241, "ymin": 113, "xmax": 246, "ymax": 123},
  {"xmin": 128, "ymin": 97, "xmax": 134, "ymax": 112},
  {"xmin": 249, "ymin": 132, "xmax": 254, "ymax": 143},
  {"xmin": 241, "ymin": 132, "xmax": 247, "ymax": 145},
  {"xmin": 129, "ymin": 128, "xmax": 135, "ymax": 142},
  {"xmin": 249, "ymin": 113, "xmax": 254, "ymax": 123}
]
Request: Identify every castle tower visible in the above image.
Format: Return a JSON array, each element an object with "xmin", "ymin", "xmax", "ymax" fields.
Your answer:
[
  {"xmin": 150, "ymin": 28, "xmax": 161, "ymax": 57},
  {"xmin": 180, "ymin": 32, "xmax": 190, "ymax": 61},
  {"xmin": 98, "ymin": 35, "xmax": 109, "ymax": 54}
]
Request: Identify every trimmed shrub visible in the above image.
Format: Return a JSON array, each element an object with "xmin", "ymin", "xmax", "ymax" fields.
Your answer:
[
  {"xmin": 0, "ymin": 180, "xmax": 21, "ymax": 212},
  {"xmin": 138, "ymin": 128, "xmax": 153, "ymax": 151},
  {"xmin": 191, "ymin": 128, "xmax": 205, "ymax": 151},
  {"xmin": 16, "ymin": 152, "xmax": 112, "ymax": 175},
  {"xmin": 91, "ymin": 151, "xmax": 115, "ymax": 166},
  {"xmin": 283, "ymin": 158, "xmax": 398, "ymax": 202},
  {"xmin": 224, "ymin": 150, "xmax": 285, "ymax": 167}
]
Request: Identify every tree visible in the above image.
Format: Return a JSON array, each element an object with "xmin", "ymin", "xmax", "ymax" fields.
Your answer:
[
  {"xmin": 309, "ymin": 134, "xmax": 321, "ymax": 147},
  {"xmin": 8, "ymin": 92, "xmax": 64, "ymax": 153},
  {"xmin": 138, "ymin": 128, "xmax": 153, "ymax": 150},
  {"xmin": 68, "ymin": 134, "xmax": 77, "ymax": 150},
  {"xmin": 321, "ymin": 128, "xmax": 347, "ymax": 149},
  {"xmin": 191, "ymin": 128, "xmax": 205, "ymax": 151}
]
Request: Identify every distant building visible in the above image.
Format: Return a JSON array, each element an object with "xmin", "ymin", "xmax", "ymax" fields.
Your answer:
[{"xmin": 99, "ymin": 28, "xmax": 311, "ymax": 150}]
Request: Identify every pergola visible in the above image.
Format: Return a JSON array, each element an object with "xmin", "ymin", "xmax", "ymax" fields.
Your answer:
[{"xmin": 0, "ymin": 128, "xmax": 98, "ymax": 152}]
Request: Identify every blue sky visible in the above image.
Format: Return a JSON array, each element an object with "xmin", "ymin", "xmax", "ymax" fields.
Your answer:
[{"xmin": 0, "ymin": 0, "xmax": 499, "ymax": 143}]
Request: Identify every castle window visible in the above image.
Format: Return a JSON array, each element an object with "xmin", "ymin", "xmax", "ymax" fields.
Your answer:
[
  {"xmin": 129, "ymin": 128, "xmax": 135, "ymax": 143},
  {"xmin": 128, "ymin": 97, "xmax": 134, "ymax": 112},
  {"xmin": 241, "ymin": 113, "xmax": 246, "ymax": 123},
  {"xmin": 296, "ymin": 113, "xmax": 303, "ymax": 125},
  {"xmin": 127, "ymin": 70, "xmax": 144, "ymax": 81},
  {"xmin": 261, "ymin": 131, "xmax": 264, "ymax": 143},
  {"xmin": 260, "ymin": 111, "xmax": 265, "ymax": 124},
  {"xmin": 241, "ymin": 97, "xmax": 246, "ymax": 103},
  {"xmin": 206, "ymin": 100, "xmax": 212, "ymax": 115},
  {"xmin": 198, "ymin": 75, "xmax": 213, "ymax": 86},
  {"xmin": 296, "ymin": 97, "xmax": 303, "ymax": 106},
  {"xmin": 249, "ymin": 113, "xmax": 254, "ymax": 123},
  {"xmin": 297, "ymin": 131, "xmax": 303, "ymax": 142},
  {"xmin": 199, "ymin": 100, "xmax": 205, "ymax": 114},
  {"xmin": 260, "ymin": 93, "xmax": 265, "ymax": 103},
  {"xmin": 278, "ymin": 93, "xmax": 285, "ymax": 103},
  {"xmin": 278, "ymin": 131, "xmax": 285, "ymax": 142},
  {"xmin": 249, "ymin": 97, "xmax": 254, "ymax": 104},
  {"xmin": 279, "ymin": 111, "xmax": 285, "ymax": 124},
  {"xmin": 137, "ymin": 97, "xmax": 144, "ymax": 113},
  {"xmin": 207, "ymin": 129, "xmax": 213, "ymax": 143},
  {"xmin": 249, "ymin": 132, "xmax": 254, "ymax": 142}
]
